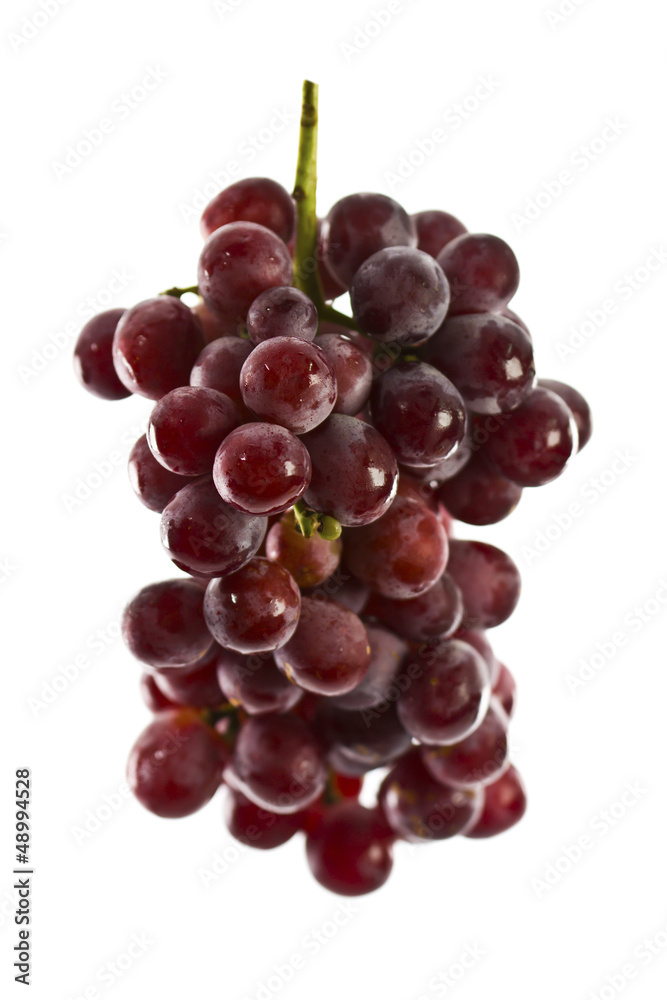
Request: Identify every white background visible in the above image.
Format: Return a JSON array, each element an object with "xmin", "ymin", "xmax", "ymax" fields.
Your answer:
[{"xmin": 2, "ymin": 0, "xmax": 667, "ymax": 998}]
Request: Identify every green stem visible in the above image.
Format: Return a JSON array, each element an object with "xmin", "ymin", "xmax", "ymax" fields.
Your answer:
[
  {"xmin": 161, "ymin": 285, "xmax": 199, "ymax": 298},
  {"xmin": 293, "ymin": 500, "xmax": 342, "ymax": 541},
  {"xmin": 292, "ymin": 81, "xmax": 323, "ymax": 302}
]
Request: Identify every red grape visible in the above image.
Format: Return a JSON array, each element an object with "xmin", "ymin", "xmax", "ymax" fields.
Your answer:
[
  {"xmin": 464, "ymin": 765, "xmax": 527, "ymax": 838},
  {"xmin": 128, "ymin": 435, "xmax": 189, "ymax": 513},
  {"xmin": 493, "ymin": 663, "xmax": 516, "ymax": 718},
  {"xmin": 436, "ymin": 233, "xmax": 519, "ymax": 315},
  {"xmin": 482, "ymin": 386, "xmax": 576, "ymax": 486},
  {"xmin": 265, "ymin": 510, "xmax": 341, "ymax": 588},
  {"xmin": 301, "ymin": 415, "xmax": 398, "ymax": 527},
  {"xmin": 122, "ymin": 579, "xmax": 212, "ymax": 669},
  {"xmin": 147, "ymin": 386, "xmax": 239, "ymax": 476},
  {"xmin": 190, "ymin": 336, "xmax": 253, "ymax": 418},
  {"xmin": 379, "ymin": 750, "xmax": 480, "ymax": 842},
  {"xmin": 329, "ymin": 625, "xmax": 408, "ymax": 710},
  {"xmin": 323, "ymin": 192, "xmax": 417, "ymax": 288},
  {"xmin": 152, "ymin": 643, "xmax": 227, "ymax": 708},
  {"xmin": 160, "ymin": 477, "xmax": 267, "ymax": 578},
  {"xmin": 112, "ymin": 297, "xmax": 205, "ymax": 400},
  {"xmin": 364, "ymin": 573, "xmax": 463, "ymax": 644},
  {"xmin": 231, "ymin": 713, "xmax": 326, "ymax": 814},
  {"xmin": 200, "ymin": 177, "xmax": 295, "ymax": 243},
  {"xmin": 198, "ymin": 221, "xmax": 293, "ymax": 323},
  {"xmin": 437, "ymin": 451, "xmax": 522, "ymax": 525},
  {"xmin": 73, "ymin": 308, "xmax": 130, "ymax": 400},
  {"xmin": 397, "ymin": 640, "xmax": 490, "ymax": 745},
  {"xmin": 538, "ymin": 378, "xmax": 592, "ymax": 451},
  {"xmin": 274, "ymin": 596, "xmax": 371, "ymax": 696},
  {"xmin": 316, "ymin": 333, "xmax": 373, "ymax": 416},
  {"xmin": 306, "ymin": 802, "xmax": 394, "ymax": 895},
  {"xmin": 223, "ymin": 787, "xmax": 302, "ymax": 849},
  {"xmin": 350, "ymin": 247, "xmax": 450, "ymax": 346},
  {"xmin": 246, "ymin": 285, "xmax": 318, "ymax": 344},
  {"xmin": 204, "ymin": 557, "xmax": 300, "ymax": 653},
  {"xmin": 127, "ymin": 709, "xmax": 225, "ymax": 818},
  {"xmin": 240, "ymin": 337, "xmax": 337, "ymax": 434},
  {"xmin": 213, "ymin": 422, "xmax": 311, "ymax": 515},
  {"xmin": 344, "ymin": 496, "xmax": 448, "ymax": 600},
  {"xmin": 421, "ymin": 699, "xmax": 509, "ymax": 789},
  {"xmin": 217, "ymin": 648, "xmax": 303, "ymax": 715},
  {"xmin": 412, "ymin": 209, "xmax": 467, "ymax": 258},
  {"xmin": 446, "ymin": 539, "xmax": 521, "ymax": 629},
  {"xmin": 316, "ymin": 699, "xmax": 411, "ymax": 774}
]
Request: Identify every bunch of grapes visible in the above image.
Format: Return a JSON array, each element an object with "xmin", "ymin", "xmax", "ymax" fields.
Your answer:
[{"xmin": 73, "ymin": 82, "xmax": 591, "ymax": 896}]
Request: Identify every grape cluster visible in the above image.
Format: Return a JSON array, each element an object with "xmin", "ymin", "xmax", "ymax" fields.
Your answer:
[{"xmin": 73, "ymin": 87, "xmax": 591, "ymax": 897}]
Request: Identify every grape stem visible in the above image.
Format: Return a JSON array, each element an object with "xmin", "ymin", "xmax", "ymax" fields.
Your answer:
[
  {"xmin": 293, "ymin": 500, "xmax": 342, "ymax": 541},
  {"xmin": 291, "ymin": 80, "xmax": 359, "ymax": 334},
  {"xmin": 161, "ymin": 285, "xmax": 199, "ymax": 298}
]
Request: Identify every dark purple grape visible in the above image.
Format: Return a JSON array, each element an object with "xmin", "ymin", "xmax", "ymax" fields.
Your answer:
[
  {"xmin": 127, "ymin": 708, "xmax": 226, "ymax": 818},
  {"xmin": 344, "ymin": 496, "xmax": 448, "ymax": 600},
  {"xmin": 446, "ymin": 539, "xmax": 521, "ymax": 629},
  {"xmin": 538, "ymin": 378, "xmax": 592, "ymax": 451},
  {"xmin": 128, "ymin": 436, "xmax": 189, "ymax": 513},
  {"xmin": 147, "ymin": 386, "xmax": 239, "ymax": 476},
  {"xmin": 412, "ymin": 210, "xmax": 467, "ymax": 258},
  {"xmin": 112, "ymin": 297, "xmax": 205, "ymax": 400},
  {"xmin": 152, "ymin": 644, "xmax": 226, "ymax": 708},
  {"xmin": 316, "ymin": 699, "xmax": 411, "ymax": 774},
  {"xmin": 369, "ymin": 361, "xmax": 466, "ymax": 466},
  {"xmin": 422, "ymin": 313, "xmax": 535, "ymax": 415},
  {"xmin": 483, "ymin": 386, "xmax": 576, "ymax": 486},
  {"xmin": 198, "ymin": 222, "xmax": 293, "ymax": 323},
  {"xmin": 160, "ymin": 478, "xmax": 266, "ymax": 578},
  {"xmin": 350, "ymin": 247, "xmax": 450, "ymax": 346},
  {"xmin": 246, "ymin": 286, "xmax": 318, "ymax": 345},
  {"xmin": 379, "ymin": 750, "xmax": 480, "ymax": 842},
  {"xmin": 323, "ymin": 192, "xmax": 417, "ymax": 288},
  {"xmin": 266, "ymin": 510, "xmax": 341, "ymax": 588},
  {"xmin": 421, "ymin": 699, "xmax": 509, "ymax": 789},
  {"xmin": 306, "ymin": 802, "xmax": 394, "ymax": 895},
  {"xmin": 329, "ymin": 626, "xmax": 408, "ymax": 710},
  {"xmin": 223, "ymin": 787, "xmax": 303, "ymax": 849},
  {"xmin": 240, "ymin": 337, "xmax": 336, "ymax": 434},
  {"xmin": 200, "ymin": 177, "xmax": 295, "ymax": 242},
  {"xmin": 364, "ymin": 573, "xmax": 463, "ymax": 644},
  {"xmin": 502, "ymin": 307, "xmax": 532, "ymax": 338},
  {"xmin": 204, "ymin": 557, "xmax": 300, "ymax": 653},
  {"xmin": 397, "ymin": 639, "xmax": 490, "ymax": 745},
  {"xmin": 493, "ymin": 664, "xmax": 516, "ymax": 718},
  {"xmin": 140, "ymin": 673, "xmax": 176, "ymax": 712},
  {"xmin": 437, "ymin": 451, "xmax": 522, "ymax": 525},
  {"xmin": 304, "ymin": 572, "xmax": 370, "ymax": 615},
  {"xmin": 316, "ymin": 219, "xmax": 347, "ymax": 301},
  {"xmin": 73, "ymin": 308, "xmax": 130, "ymax": 400},
  {"xmin": 231, "ymin": 713, "xmax": 326, "ymax": 814},
  {"xmin": 122, "ymin": 579, "xmax": 212, "ymax": 669},
  {"xmin": 274, "ymin": 597, "xmax": 371, "ymax": 696},
  {"xmin": 301, "ymin": 415, "xmax": 398, "ymax": 527},
  {"xmin": 190, "ymin": 336, "xmax": 253, "ymax": 419},
  {"xmin": 464, "ymin": 765, "xmax": 527, "ymax": 838},
  {"xmin": 217, "ymin": 648, "xmax": 302, "ymax": 715},
  {"xmin": 212, "ymin": 422, "xmax": 311, "ymax": 516},
  {"xmin": 316, "ymin": 333, "xmax": 373, "ymax": 416},
  {"xmin": 436, "ymin": 233, "xmax": 519, "ymax": 315}
]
